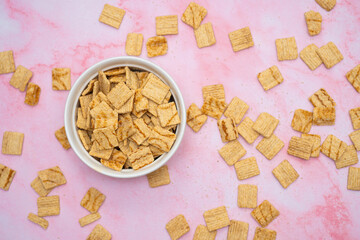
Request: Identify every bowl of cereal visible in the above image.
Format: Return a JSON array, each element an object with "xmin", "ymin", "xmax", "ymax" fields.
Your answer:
[{"xmin": 64, "ymin": 57, "xmax": 186, "ymax": 178}]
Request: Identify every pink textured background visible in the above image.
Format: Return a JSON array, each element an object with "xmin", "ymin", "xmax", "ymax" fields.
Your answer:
[{"xmin": 1, "ymin": 0, "xmax": 360, "ymax": 239}]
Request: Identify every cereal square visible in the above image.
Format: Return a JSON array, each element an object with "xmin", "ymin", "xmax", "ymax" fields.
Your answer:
[
  {"xmin": 9, "ymin": 65, "xmax": 32, "ymax": 91},
  {"xmin": 52, "ymin": 68, "xmax": 71, "ymax": 90},
  {"xmin": 125, "ymin": 33, "xmax": 143, "ymax": 56},
  {"xmin": 117, "ymin": 91, "xmax": 134, "ymax": 114},
  {"xmin": 0, "ymin": 50, "xmax": 15, "ymax": 74},
  {"xmin": 100, "ymin": 149, "xmax": 127, "ymax": 171},
  {"xmin": 349, "ymin": 130, "xmax": 360, "ymax": 151},
  {"xmin": 37, "ymin": 195, "xmax": 60, "ymax": 217},
  {"xmin": 251, "ymin": 200, "xmax": 279, "ymax": 227},
  {"xmin": 336, "ymin": 145, "xmax": 358, "ymax": 169},
  {"xmin": 287, "ymin": 136, "xmax": 313, "ymax": 160},
  {"xmin": 219, "ymin": 140, "xmax": 246, "ymax": 166},
  {"xmin": 25, "ymin": 83, "xmax": 41, "ymax": 106},
  {"xmin": 94, "ymin": 110, "xmax": 118, "ymax": 129},
  {"xmin": 315, "ymin": 0, "xmax": 336, "ymax": 11},
  {"xmin": 217, "ymin": 118, "xmax": 238, "ymax": 142},
  {"xmin": 134, "ymin": 89, "xmax": 148, "ymax": 112},
  {"xmin": 346, "ymin": 64, "xmax": 360, "ymax": 93},
  {"xmin": 82, "ymin": 79, "xmax": 96, "ymax": 95},
  {"xmin": 291, "ymin": 109, "xmax": 313, "ymax": 133},
  {"xmin": 275, "ymin": 37, "xmax": 298, "ymax": 61},
  {"xmin": 201, "ymin": 96, "xmax": 226, "ymax": 119},
  {"xmin": 194, "ymin": 22, "xmax": 216, "ymax": 48},
  {"xmin": 0, "ymin": 163, "xmax": 16, "ymax": 191},
  {"xmin": 156, "ymin": 15, "xmax": 178, "ymax": 35},
  {"xmin": 93, "ymin": 127, "xmax": 118, "ymax": 150},
  {"xmin": 238, "ymin": 184, "xmax": 257, "ymax": 208},
  {"xmin": 55, "ymin": 126, "xmax": 70, "ymax": 150},
  {"xmin": 157, "ymin": 102, "xmax": 180, "ymax": 127},
  {"xmin": 347, "ymin": 167, "xmax": 360, "ymax": 191},
  {"xmin": 146, "ymin": 36, "xmax": 168, "ymax": 57},
  {"xmin": 148, "ymin": 126, "xmax": 176, "ymax": 152},
  {"xmin": 116, "ymin": 114, "xmax": 137, "ymax": 141},
  {"xmin": 38, "ymin": 166, "xmax": 67, "ymax": 190},
  {"xmin": 256, "ymin": 134, "xmax": 284, "ymax": 160},
  {"xmin": 81, "ymin": 187, "xmax": 106, "ymax": 213},
  {"xmin": 224, "ymin": 97, "xmax": 249, "ymax": 124},
  {"xmin": 253, "ymin": 227, "xmax": 277, "ymax": 240},
  {"xmin": 125, "ymin": 66, "xmax": 140, "ymax": 90},
  {"xmin": 316, "ymin": 42, "xmax": 343, "ymax": 69},
  {"xmin": 99, "ymin": 4, "xmax": 125, "ymax": 29},
  {"xmin": 87, "ymin": 224, "xmax": 112, "ymax": 240},
  {"xmin": 31, "ymin": 176, "xmax": 52, "ymax": 197},
  {"xmin": 147, "ymin": 165, "xmax": 171, "ymax": 188},
  {"xmin": 300, "ymin": 44, "xmax": 323, "ymax": 70},
  {"xmin": 2, "ymin": 131, "xmax": 24, "ymax": 155},
  {"xmin": 181, "ymin": 2, "xmax": 207, "ymax": 29},
  {"xmin": 227, "ymin": 220, "xmax": 249, "ymax": 240},
  {"xmin": 301, "ymin": 134, "xmax": 321, "ymax": 157},
  {"xmin": 193, "ymin": 224, "xmax": 216, "ymax": 240},
  {"xmin": 305, "ymin": 11, "xmax": 322, "ymax": 36},
  {"xmin": 257, "ymin": 65, "xmax": 284, "ymax": 91},
  {"xmin": 28, "ymin": 213, "xmax": 48, "ymax": 230},
  {"xmin": 107, "ymin": 82, "xmax": 134, "ymax": 109},
  {"xmin": 321, "ymin": 135, "xmax": 347, "ymax": 161},
  {"xmin": 78, "ymin": 130, "xmax": 92, "ymax": 151},
  {"xmin": 202, "ymin": 84, "xmax": 225, "ymax": 101},
  {"xmin": 253, "ymin": 112, "xmax": 279, "ymax": 138},
  {"xmin": 79, "ymin": 212, "xmax": 101, "ymax": 227},
  {"xmin": 203, "ymin": 206, "xmax": 230, "ymax": 231},
  {"xmin": 98, "ymin": 71, "xmax": 110, "ymax": 94},
  {"xmin": 313, "ymin": 107, "xmax": 335, "ymax": 125},
  {"xmin": 349, "ymin": 107, "xmax": 360, "ymax": 130},
  {"xmin": 229, "ymin": 27, "xmax": 254, "ymax": 52},
  {"xmin": 131, "ymin": 118, "xmax": 152, "ymax": 145},
  {"xmin": 141, "ymin": 73, "xmax": 170, "ymax": 104},
  {"xmin": 186, "ymin": 103, "xmax": 207, "ymax": 132},
  {"xmin": 234, "ymin": 157, "xmax": 260, "ymax": 180},
  {"xmin": 309, "ymin": 88, "xmax": 335, "ymax": 107},
  {"xmin": 89, "ymin": 142, "xmax": 113, "ymax": 159},
  {"xmin": 272, "ymin": 160, "xmax": 299, "ymax": 188},
  {"xmin": 237, "ymin": 117, "xmax": 260, "ymax": 144},
  {"xmin": 128, "ymin": 146, "xmax": 154, "ymax": 170},
  {"xmin": 166, "ymin": 214, "xmax": 190, "ymax": 240}
]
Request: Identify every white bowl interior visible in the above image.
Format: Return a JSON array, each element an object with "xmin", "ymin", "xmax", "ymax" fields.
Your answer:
[{"xmin": 64, "ymin": 57, "xmax": 186, "ymax": 178}]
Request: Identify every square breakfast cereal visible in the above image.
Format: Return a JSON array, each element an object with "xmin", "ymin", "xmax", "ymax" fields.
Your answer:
[
  {"xmin": 25, "ymin": 83, "xmax": 41, "ymax": 106},
  {"xmin": 349, "ymin": 130, "xmax": 360, "ymax": 151},
  {"xmin": 81, "ymin": 187, "xmax": 106, "ymax": 213},
  {"xmin": 257, "ymin": 66, "xmax": 284, "ymax": 91},
  {"xmin": 234, "ymin": 157, "xmax": 260, "ymax": 180},
  {"xmin": 2, "ymin": 131, "xmax": 24, "ymax": 155},
  {"xmin": 202, "ymin": 84, "xmax": 225, "ymax": 101},
  {"xmin": 134, "ymin": 89, "xmax": 149, "ymax": 112},
  {"xmin": 203, "ymin": 206, "xmax": 230, "ymax": 231},
  {"xmin": 253, "ymin": 227, "xmax": 277, "ymax": 240},
  {"xmin": 98, "ymin": 71, "xmax": 110, "ymax": 95},
  {"xmin": 87, "ymin": 224, "xmax": 112, "ymax": 240},
  {"xmin": 148, "ymin": 126, "xmax": 176, "ymax": 152},
  {"xmin": 157, "ymin": 102, "xmax": 180, "ymax": 127},
  {"xmin": 300, "ymin": 44, "xmax": 323, "ymax": 70},
  {"xmin": 309, "ymin": 88, "xmax": 335, "ymax": 107},
  {"xmin": 116, "ymin": 113, "xmax": 137, "ymax": 141},
  {"xmin": 291, "ymin": 109, "xmax": 313, "ymax": 133},
  {"xmin": 256, "ymin": 134, "xmax": 284, "ymax": 160},
  {"xmin": 9, "ymin": 65, "xmax": 32, "ymax": 91},
  {"xmin": 147, "ymin": 165, "xmax": 171, "ymax": 188},
  {"xmin": 217, "ymin": 118, "xmax": 238, "ymax": 142},
  {"xmin": 93, "ymin": 127, "xmax": 118, "ymax": 150},
  {"xmin": 128, "ymin": 147, "xmax": 154, "ymax": 170},
  {"xmin": 219, "ymin": 140, "xmax": 246, "ymax": 166},
  {"xmin": 316, "ymin": 42, "xmax": 343, "ymax": 69},
  {"xmin": 37, "ymin": 195, "xmax": 60, "ymax": 217},
  {"xmin": 0, "ymin": 163, "xmax": 16, "ymax": 191},
  {"xmin": 193, "ymin": 224, "xmax": 216, "ymax": 240},
  {"xmin": 315, "ymin": 0, "xmax": 336, "ymax": 11},
  {"xmin": 31, "ymin": 176, "xmax": 52, "ymax": 197},
  {"xmin": 237, "ymin": 117, "xmax": 260, "ymax": 144},
  {"xmin": 52, "ymin": 68, "xmax": 71, "ymax": 90},
  {"xmin": 141, "ymin": 73, "xmax": 170, "ymax": 104},
  {"xmin": 275, "ymin": 37, "xmax": 298, "ymax": 60},
  {"xmin": 251, "ymin": 200, "xmax": 279, "ymax": 227},
  {"xmin": 238, "ymin": 184, "xmax": 257, "ymax": 208},
  {"xmin": 131, "ymin": 118, "xmax": 152, "ymax": 145},
  {"xmin": 156, "ymin": 15, "xmax": 178, "ymax": 35},
  {"xmin": 89, "ymin": 142, "xmax": 113, "ymax": 159},
  {"xmin": 146, "ymin": 36, "xmax": 168, "ymax": 57},
  {"xmin": 38, "ymin": 166, "xmax": 67, "ymax": 190},
  {"xmin": 229, "ymin": 27, "xmax": 254, "ymax": 52},
  {"xmin": 304, "ymin": 11, "xmax": 322, "ymax": 36},
  {"xmin": 201, "ymin": 96, "xmax": 227, "ymax": 119},
  {"xmin": 55, "ymin": 126, "xmax": 70, "ymax": 150},
  {"xmin": 125, "ymin": 66, "xmax": 140, "ymax": 90},
  {"xmin": 166, "ymin": 214, "xmax": 190, "ymax": 240},
  {"xmin": 79, "ymin": 212, "xmax": 101, "ymax": 227},
  {"xmin": 313, "ymin": 107, "xmax": 335, "ymax": 125},
  {"xmin": 125, "ymin": 33, "xmax": 143, "ymax": 56},
  {"xmin": 99, "ymin": 4, "xmax": 125, "ymax": 29},
  {"xmin": 78, "ymin": 130, "xmax": 92, "ymax": 151},
  {"xmin": 27, "ymin": 213, "xmax": 48, "ymax": 230},
  {"xmin": 187, "ymin": 103, "xmax": 207, "ymax": 132},
  {"xmin": 287, "ymin": 136, "xmax": 313, "ymax": 160},
  {"xmin": 301, "ymin": 134, "xmax": 321, "ymax": 157},
  {"xmin": 194, "ymin": 23, "xmax": 216, "ymax": 48},
  {"xmin": 227, "ymin": 220, "xmax": 249, "ymax": 240},
  {"xmin": 253, "ymin": 112, "xmax": 279, "ymax": 138},
  {"xmin": 347, "ymin": 167, "xmax": 360, "ymax": 191},
  {"xmin": 349, "ymin": 107, "xmax": 360, "ymax": 129},
  {"xmin": 321, "ymin": 134, "xmax": 347, "ymax": 161},
  {"xmin": 0, "ymin": 50, "xmax": 15, "ymax": 74},
  {"xmin": 181, "ymin": 2, "xmax": 207, "ymax": 29},
  {"xmin": 336, "ymin": 145, "xmax": 358, "ymax": 169},
  {"xmin": 100, "ymin": 149, "xmax": 127, "ymax": 171},
  {"xmin": 107, "ymin": 82, "xmax": 134, "ymax": 109},
  {"xmin": 272, "ymin": 160, "xmax": 299, "ymax": 188},
  {"xmin": 346, "ymin": 64, "xmax": 360, "ymax": 93},
  {"xmin": 224, "ymin": 97, "xmax": 249, "ymax": 125}
]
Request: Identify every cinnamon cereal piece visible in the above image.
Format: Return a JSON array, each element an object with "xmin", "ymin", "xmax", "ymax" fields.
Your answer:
[
  {"xmin": 141, "ymin": 73, "xmax": 170, "ymax": 104},
  {"xmin": 321, "ymin": 134, "xmax": 347, "ymax": 161},
  {"xmin": 55, "ymin": 126, "xmax": 70, "ymax": 150},
  {"xmin": 125, "ymin": 33, "xmax": 143, "ymax": 56},
  {"xmin": 229, "ymin": 27, "xmax": 254, "ymax": 52},
  {"xmin": 315, "ymin": 0, "xmax": 336, "ymax": 11},
  {"xmin": 272, "ymin": 160, "xmax": 299, "ymax": 188},
  {"xmin": 313, "ymin": 107, "xmax": 335, "ymax": 125},
  {"xmin": 235, "ymin": 157, "xmax": 260, "ymax": 180},
  {"xmin": 99, "ymin": 4, "xmax": 125, "ymax": 29},
  {"xmin": 149, "ymin": 145, "xmax": 165, "ymax": 158},
  {"xmin": 227, "ymin": 220, "xmax": 249, "ymax": 240},
  {"xmin": 80, "ymin": 94, "xmax": 93, "ymax": 117},
  {"xmin": 237, "ymin": 117, "xmax": 259, "ymax": 144},
  {"xmin": 89, "ymin": 142, "xmax": 113, "ymax": 160},
  {"xmin": 31, "ymin": 176, "xmax": 52, "ymax": 197},
  {"xmin": 98, "ymin": 71, "xmax": 110, "ymax": 95},
  {"xmin": 349, "ymin": 107, "xmax": 360, "ymax": 130},
  {"xmin": 187, "ymin": 103, "xmax": 207, "ymax": 132},
  {"xmin": 87, "ymin": 224, "xmax": 112, "ymax": 240},
  {"xmin": 349, "ymin": 130, "xmax": 360, "ymax": 151},
  {"xmin": 104, "ymin": 67, "xmax": 125, "ymax": 76},
  {"xmin": 24, "ymin": 83, "xmax": 41, "ymax": 106},
  {"xmin": 201, "ymin": 96, "xmax": 226, "ymax": 119},
  {"xmin": 128, "ymin": 147, "xmax": 154, "ymax": 170},
  {"xmin": 146, "ymin": 36, "xmax": 168, "ymax": 57},
  {"xmin": 116, "ymin": 113, "xmax": 137, "ymax": 141},
  {"xmin": 0, "ymin": 50, "xmax": 15, "ymax": 74},
  {"xmin": 166, "ymin": 214, "xmax": 190, "ymax": 240},
  {"xmin": 78, "ymin": 130, "xmax": 92, "ymax": 151},
  {"xmin": 336, "ymin": 145, "xmax": 358, "ymax": 169},
  {"xmin": 301, "ymin": 133, "xmax": 321, "ymax": 157},
  {"xmin": 100, "ymin": 149, "xmax": 127, "ymax": 171},
  {"xmin": 287, "ymin": 136, "xmax": 312, "ymax": 160},
  {"xmin": 346, "ymin": 64, "xmax": 360, "ymax": 93},
  {"xmin": 253, "ymin": 227, "xmax": 277, "ymax": 240},
  {"xmin": 224, "ymin": 97, "xmax": 249, "ymax": 124},
  {"xmin": 253, "ymin": 112, "xmax": 279, "ymax": 138},
  {"xmin": 9, "ymin": 65, "xmax": 32, "ymax": 91},
  {"xmin": 202, "ymin": 84, "xmax": 225, "ymax": 101},
  {"xmin": 94, "ymin": 111, "xmax": 118, "ymax": 129},
  {"xmin": 147, "ymin": 165, "xmax": 171, "ymax": 188},
  {"xmin": 148, "ymin": 126, "xmax": 176, "ymax": 152},
  {"xmin": 82, "ymin": 79, "xmax": 96, "ymax": 96},
  {"xmin": 107, "ymin": 82, "xmax": 134, "ymax": 109},
  {"xmin": 156, "ymin": 15, "xmax": 178, "ymax": 35},
  {"xmin": 93, "ymin": 81, "xmax": 100, "ymax": 98},
  {"xmin": 194, "ymin": 22, "xmax": 216, "ymax": 48},
  {"xmin": 79, "ymin": 212, "xmax": 101, "ymax": 227},
  {"xmin": 251, "ymin": 200, "xmax": 279, "ymax": 227},
  {"xmin": 291, "ymin": 109, "xmax": 313, "ymax": 133},
  {"xmin": 81, "ymin": 187, "xmax": 106, "ymax": 213},
  {"xmin": 89, "ymin": 92, "xmax": 111, "ymax": 110},
  {"xmin": 93, "ymin": 127, "xmax": 118, "ymax": 149},
  {"xmin": 193, "ymin": 225, "xmax": 216, "ymax": 240},
  {"xmin": 28, "ymin": 213, "xmax": 49, "ymax": 230},
  {"xmin": 0, "ymin": 163, "xmax": 16, "ymax": 191},
  {"xmin": 256, "ymin": 134, "xmax": 284, "ymax": 160},
  {"xmin": 2, "ymin": 131, "xmax": 24, "ymax": 155},
  {"xmin": 219, "ymin": 140, "xmax": 246, "ymax": 166},
  {"xmin": 300, "ymin": 44, "xmax": 323, "ymax": 71},
  {"xmin": 125, "ymin": 67, "xmax": 140, "ymax": 90},
  {"xmin": 238, "ymin": 184, "xmax": 257, "ymax": 208},
  {"xmin": 309, "ymin": 88, "xmax": 335, "ymax": 107},
  {"xmin": 116, "ymin": 91, "xmax": 134, "ymax": 114},
  {"xmin": 131, "ymin": 118, "xmax": 152, "ymax": 145},
  {"xmin": 316, "ymin": 42, "xmax": 343, "ymax": 69},
  {"xmin": 257, "ymin": 65, "xmax": 284, "ymax": 91},
  {"xmin": 76, "ymin": 108, "xmax": 88, "ymax": 129},
  {"xmin": 347, "ymin": 167, "xmax": 360, "ymax": 191},
  {"xmin": 181, "ymin": 2, "xmax": 207, "ymax": 29},
  {"xmin": 305, "ymin": 11, "xmax": 322, "ymax": 36},
  {"xmin": 217, "ymin": 118, "xmax": 238, "ymax": 142},
  {"xmin": 52, "ymin": 68, "xmax": 71, "ymax": 90},
  {"xmin": 37, "ymin": 195, "xmax": 60, "ymax": 217},
  {"xmin": 38, "ymin": 166, "xmax": 67, "ymax": 190},
  {"xmin": 157, "ymin": 102, "xmax": 180, "ymax": 127},
  {"xmin": 203, "ymin": 206, "xmax": 230, "ymax": 231},
  {"xmin": 275, "ymin": 37, "xmax": 298, "ymax": 61},
  {"xmin": 134, "ymin": 89, "xmax": 149, "ymax": 112}
]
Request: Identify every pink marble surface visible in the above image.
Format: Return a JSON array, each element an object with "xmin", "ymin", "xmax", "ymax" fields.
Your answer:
[{"xmin": 1, "ymin": 0, "xmax": 360, "ymax": 239}]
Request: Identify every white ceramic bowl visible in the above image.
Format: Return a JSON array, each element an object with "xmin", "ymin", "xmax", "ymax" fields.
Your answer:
[{"xmin": 64, "ymin": 57, "xmax": 186, "ymax": 178}]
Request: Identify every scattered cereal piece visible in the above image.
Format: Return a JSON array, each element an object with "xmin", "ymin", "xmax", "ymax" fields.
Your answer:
[
  {"xmin": 253, "ymin": 227, "xmax": 277, "ymax": 240},
  {"xmin": 81, "ymin": 187, "xmax": 106, "ymax": 213},
  {"xmin": 193, "ymin": 224, "xmax": 216, "ymax": 240},
  {"xmin": 256, "ymin": 134, "xmax": 284, "ymax": 160},
  {"xmin": 52, "ymin": 68, "xmax": 71, "ymax": 90},
  {"xmin": 78, "ymin": 130, "xmax": 92, "ymax": 151},
  {"xmin": 38, "ymin": 166, "xmax": 67, "ymax": 190},
  {"xmin": 217, "ymin": 118, "xmax": 238, "ymax": 142},
  {"xmin": 304, "ymin": 10, "xmax": 322, "ymax": 36},
  {"xmin": 257, "ymin": 66, "xmax": 284, "ymax": 91},
  {"xmin": 201, "ymin": 96, "xmax": 226, "ymax": 119},
  {"xmin": 31, "ymin": 176, "xmax": 52, "ymax": 197},
  {"xmin": 2, "ymin": 131, "xmax": 24, "ymax": 155},
  {"xmin": 224, "ymin": 97, "xmax": 249, "ymax": 124},
  {"xmin": 275, "ymin": 37, "xmax": 298, "ymax": 61},
  {"xmin": 107, "ymin": 82, "xmax": 134, "ymax": 109},
  {"xmin": 349, "ymin": 130, "xmax": 360, "ymax": 151},
  {"xmin": 87, "ymin": 224, "xmax": 112, "ymax": 240},
  {"xmin": 0, "ymin": 50, "xmax": 15, "ymax": 74},
  {"xmin": 146, "ymin": 36, "xmax": 168, "ymax": 57},
  {"xmin": 238, "ymin": 184, "xmax": 257, "ymax": 208},
  {"xmin": 125, "ymin": 33, "xmax": 143, "ymax": 56},
  {"xmin": 27, "ymin": 213, "xmax": 48, "ymax": 230},
  {"xmin": 313, "ymin": 107, "xmax": 335, "ymax": 125},
  {"xmin": 89, "ymin": 142, "xmax": 113, "ymax": 159},
  {"xmin": 166, "ymin": 214, "xmax": 190, "ymax": 240},
  {"xmin": 315, "ymin": 0, "xmax": 336, "ymax": 11},
  {"xmin": 181, "ymin": 2, "xmax": 207, "ymax": 29},
  {"xmin": 203, "ymin": 206, "xmax": 230, "ymax": 231},
  {"xmin": 336, "ymin": 145, "xmax": 358, "ymax": 169},
  {"xmin": 349, "ymin": 107, "xmax": 360, "ymax": 130},
  {"xmin": 309, "ymin": 88, "xmax": 336, "ymax": 107},
  {"xmin": 291, "ymin": 109, "xmax": 313, "ymax": 133},
  {"xmin": 227, "ymin": 220, "xmax": 249, "ymax": 240},
  {"xmin": 147, "ymin": 165, "xmax": 171, "ymax": 188},
  {"xmin": 316, "ymin": 42, "xmax": 343, "ymax": 69},
  {"xmin": 9, "ymin": 65, "xmax": 32, "ymax": 91},
  {"xmin": 321, "ymin": 134, "xmax": 347, "ymax": 161},
  {"xmin": 55, "ymin": 126, "xmax": 70, "ymax": 150},
  {"xmin": 156, "ymin": 15, "xmax": 178, "ymax": 35},
  {"xmin": 157, "ymin": 102, "xmax": 180, "ymax": 127},
  {"xmin": 237, "ymin": 117, "xmax": 259, "ymax": 144},
  {"xmin": 148, "ymin": 126, "xmax": 176, "ymax": 152},
  {"xmin": 272, "ymin": 160, "xmax": 299, "ymax": 188},
  {"xmin": 99, "ymin": 4, "xmax": 125, "ymax": 29},
  {"xmin": 251, "ymin": 200, "xmax": 279, "ymax": 227},
  {"xmin": 287, "ymin": 136, "xmax": 313, "ymax": 160},
  {"xmin": 229, "ymin": 27, "xmax": 254, "ymax": 52},
  {"xmin": 25, "ymin": 83, "xmax": 41, "ymax": 106},
  {"xmin": 128, "ymin": 146, "xmax": 154, "ymax": 170},
  {"xmin": 219, "ymin": 140, "xmax": 246, "ymax": 166},
  {"xmin": 194, "ymin": 22, "xmax": 216, "ymax": 48},
  {"xmin": 253, "ymin": 112, "xmax": 279, "ymax": 138},
  {"xmin": 141, "ymin": 73, "xmax": 170, "ymax": 104},
  {"xmin": 202, "ymin": 84, "xmax": 225, "ymax": 101},
  {"xmin": 346, "ymin": 64, "xmax": 360, "ymax": 93},
  {"xmin": 301, "ymin": 134, "xmax": 321, "ymax": 157},
  {"xmin": 79, "ymin": 212, "xmax": 101, "ymax": 227},
  {"xmin": 300, "ymin": 44, "xmax": 323, "ymax": 71},
  {"xmin": 101, "ymin": 149, "xmax": 127, "ymax": 171},
  {"xmin": 347, "ymin": 167, "xmax": 360, "ymax": 191},
  {"xmin": 0, "ymin": 163, "xmax": 16, "ymax": 191},
  {"xmin": 37, "ymin": 195, "xmax": 60, "ymax": 217},
  {"xmin": 234, "ymin": 157, "xmax": 260, "ymax": 180},
  {"xmin": 186, "ymin": 103, "xmax": 207, "ymax": 132}
]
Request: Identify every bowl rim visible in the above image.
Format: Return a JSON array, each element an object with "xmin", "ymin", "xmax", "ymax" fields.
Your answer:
[{"xmin": 64, "ymin": 56, "xmax": 186, "ymax": 178}]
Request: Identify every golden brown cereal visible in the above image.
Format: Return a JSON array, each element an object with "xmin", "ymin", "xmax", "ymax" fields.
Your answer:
[
  {"xmin": 79, "ymin": 212, "xmax": 101, "ymax": 227},
  {"xmin": 77, "ymin": 107, "xmax": 89, "ymax": 130},
  {"xmin": 300, "ymin": 44, "xmax": 323, "ymax": 71},
  {"xmin": 217, "ymin": 118, "xmax": 238, "ymax": 142},
  {"xmin": 234, "ymin": 157, "xmax": 260, "ymax": 180},
  {"xmin": 257, "ymin": 65, "xmax": 284, "ymax": 91},
  {"xmin": 89, "ymin": 92, "xmax": 111, "ymax": 110},
  {"xmin": 93, "ymin": 81, "xmax": 100, "ymax": 98},
  {"xmin": 305, "ymin": 11, "xmax": 322, "ymax": 36},
  {"xmin": 194, "ymin": 22, "xmax": 216, "ymax": 48},
  {"xmin": 349, "ymin": 107, "xmax": 360, "ymax": 129},
  {"xmin": 38, "ymin": 166, "xmax": 67, "ymax": 190},
  {"xmin": 9, "ymin": 65, "xmax": 32, "ymax": 91},
  {"xmin": 116, "ymin": 91, "xmax": 134, "ymax": 114},
  {"xmin": 99, "ymin": 4, "xmax": 125, "ymax": 29},
  {"xmin": 157, "ymin": 102, "xmax": 180, "ymax": 127},
  {"xmin": 131, "ymin": 118, "xmax": 152, "ymax": 145},
  {"xmin": 203, "ymin": 206, "xmax": 230, "ymax": 231},
  {"xmin": 224, "ymin": 97, "xmax": 249, "ymax": 124},
  {"xmin": 94, "ymin": 111, "xmax": 118, "ymax": 129},
  {"xmin": 93, "ymin": 127, "xmax": 118, "ymax": 150},
  {"xmin": 202, "ymin": 84, "xmax": 225, "ymax": 101},
  {"xmin": 99, "ymin": 71, "xmax": 111, "ymax": 95},
  {"xmin": 238, "ymin": 184, "xmax": 257, "ymax": 208},
  {"xmin": 128, "ymin": 146, "xmax": 154, "ymax": 170},
  {"xmin": 90, "ymin": 100, "xmax": 113, "ymax": 119},
  {"xmin": 55, "ymin": 126, "xmax": 70, "ymax": 150},
  {"xmin": 2, "ymin": 131, "xmax": 24, "ymax": 155},
  {"xmin": 193, "ymin": 224, "xmax": 217, "ymax": 240},
  {"xmin": 186, "ymin": 103, "xmax": 207, "ymax": 132},
  {"xmin": 275, "ymin": 37, "xmax": 298, "ymax": 61},
  {"xmin": 125, "ymin": 33, "xmax": 143, "ymax": 56},
  {"xmin": 81, "ymin": 187, "xmax": 106, "ymax": 213},
  {"xmin": 321, "ymin": 134, "xmax": 347, "ymax": 161},
  {"xmin": 27, "ymin": 213, "xmax": 48, "ymax": 230},
  {"xmin": 87, "ymin": 224, "xmax": 112, "ymax": 240},
  {"xmin": 82, "ymin": 79, "xmax": 96, "ymax": 96},
  {"xmin": 0, "ymin": 50, "xmax": 15, "ymax": 74},
  {"xmin": 315, "ymin": 0, "xmax": 336, "ymax": 11},
  {"xmin": 125, "ymin": 66, "xmax": 140, "ymax": 90},
  {"xmin": 229, "ymin": 27, "xmax": 254, "ymax": 52},
  {"xmin": 78, "ymin": 130, "xmax": 92, "ymax": 151},
  {"xmin": 237, "ymin": 117, "xmax": 259, "ymax": 144},
  {"xmin": 291, "ymin": 109, "xmax": 313, "ymax": 133},
  {"xmin": 80, "ymin": 94, "xmax": 93, "ymax": 117},
  {"xmin": 253, "ymin": 227, "xmax": 277, "ymax": 240},
  {"xmin": 313, "ymin": 107, "xmax": 335, "ymax": 125},
  {"xmin": 149, "ymin": 145, "xmax": 165, "ymax": 158},
  {"xmin": 52, "ymin": 68, "xmax": 71, "ymax": 90},
  {"xmin": 166, "ymin": 214, "xmax": 190, "ymax": 240},
  {"xmin": 31, "ymin": 177, "xmax": 52, "ymax": 197},
  {"xmin": 346, "ymin": 64, "xmax": 360, "ymax": 93},
  {"xmin": 287, "ymin": 136, "xmax": 313, "ymax": 160},
  {"xmin": 141, "ymin": 73, "xmax": 170, "ymax": 104},
  {"xmin": 134, "ymin": 89, "xmax": 149, "ymax": 112},
  {"xmin": 309, "ymin": 88, "xmax": 336, "ymax": 107},
  {"xmin": 37, "ymin": 195, "xmax": 60, "ymax": 217},
  {"xmin": 156, "ymin": 15, "xmax": 178, "ymax": 35},
  {"xmin": 0, "ymin": 163, "xmax": 16, "ymax": 191},
  {"xmin": 347, "ymin": 167, "xmax": 360, "ymax": 191},
  {"xmin": 253, "ymin": 112, "xmax": 279, "ymax": 138},
  {"xmin": 201, "ymin": 96, "xmax": 226, "ymax": 119},
  {"xmin": 116, "ymin": 113, "xmax": 137, "ymax": 141},
  {"xmin": 100, "ymin": 149, "xmax": 127, "ymax": 171},
  {"xmin": 227, "ymin": 220, "xmax": 249, "ymax": 240},
  {"xmin": 24, "ymin": 82, "xmax": 41, "ymax": 106},
  {"xmin": 301, "ymin": 133, "xmax": 321, "ymax": 157},
  {"xmin": 146, "ymin": 36, "xmax": 168, "ymax": 57},
  {"xmin": 336, "ymin": 145, "xmax": 358, "ymax": 169},
  {"xmin": 148, "ymin": 126, "xmax": 176, "ymax": 152},
  {"xmin": 256, "ymin": 134, "xmax": 284, "ymax": 160},
  {"xmin": 272, "ymin": 160, "xmax": 299, "ymax": 188},
  {"xmin": 107, "ymin": 82, "xmax": 134, "ymax": 109},
  {"xmin": 251, "ymin": 200, "xmax": 279, "ymax": 227},
  {"xmin": 105, "ymin": 67, "xmax": 125, "ymax": 76},
  {"xmin": 89, "ymin": 142, "xmax": 113, "ymax": 159},
  {"xmin": 181, "ymin": 2, "xmax": 207, "ymax": 29},
  {"xmin": 349, "ymin": 130, "xmax": 360, "ymax": 151},
  {"xmin": 219, "ymin": 140, "xmax": 246, "ymax": 166},
  {"xmin": 316, "ymin": 42, "xmax": 343, "ymax": 69},
  {"xmin": 147, "ymin": 165, "xmax": 171, "ymax": 188}
]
